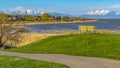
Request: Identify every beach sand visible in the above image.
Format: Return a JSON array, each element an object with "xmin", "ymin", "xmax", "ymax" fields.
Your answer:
[{"xmin": 17, "ymin": 20, "xmax": 97, "ymax": 25}]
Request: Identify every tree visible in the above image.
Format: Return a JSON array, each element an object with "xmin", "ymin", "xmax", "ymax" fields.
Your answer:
[
  {"xmin": 0, "ymin": 13, "xmax": 9, "ymax": 22},
  {"xmin": 41, "ymin": 13, "xmax": 52, "ymax": 21},
  {"xmin": 61, "ymin": 16, "xmax": 71, "ymax": 22},
  {"xmin": 0, "ymin": 13, "xmax": 26, "ymax": 50}
]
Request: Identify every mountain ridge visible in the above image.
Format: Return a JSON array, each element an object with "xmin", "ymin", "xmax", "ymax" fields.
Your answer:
[
  {"xmin": 82, "ymin": 10, "xmax": 120, "ymax": 19},
  {"xmin": 4, "ymin": 7, "xmax": 73, "ymax": 17}
]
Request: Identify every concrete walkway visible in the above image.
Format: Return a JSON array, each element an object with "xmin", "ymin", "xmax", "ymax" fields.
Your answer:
[{"xmin": 0, "ymin": 51, "xmax": 120, "ymax": 68}]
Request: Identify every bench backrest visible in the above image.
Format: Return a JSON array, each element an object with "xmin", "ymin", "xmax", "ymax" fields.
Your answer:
[{"xmin": 79, "ymin": 26, "xmax": 96, "ymax": 33}]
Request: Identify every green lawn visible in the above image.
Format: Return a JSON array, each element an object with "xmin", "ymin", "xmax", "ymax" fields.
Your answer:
[
  {"xmin": 8, "ymin": 34, "xmax": 120, "ymax": 60},
  {"xmin": 0, "ymin": 55, "xmax": 67, "ymax": 68}
]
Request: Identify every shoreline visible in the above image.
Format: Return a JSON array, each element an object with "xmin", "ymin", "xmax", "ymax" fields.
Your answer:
[
  {"xmin": 29, "ymin": 29, "xmax": 120, "ymax": 34},
  {"xmin": 15, "ymin": 29, "xmax": 120, "ymax": 46},
  {"xmin": 18, "ymin": 20, "xmax": 97, "ymax": 25}
]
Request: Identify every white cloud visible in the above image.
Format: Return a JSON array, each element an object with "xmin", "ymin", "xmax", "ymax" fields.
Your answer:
[
  {"xmin": 87, "ymin": 10, "xmax": 110, "ymax": 15},
  {"xmin": 14, "ymin": 6, "xmax": 25, "ymax": 11},
  {"xmin": 110, "ymin": 4, "xmax": 120, "ymax": 9},
  {"xmin": 8, "ymin": 6, "xmax": 25, "ymax": 12},
  {"xmin": 17, "ymin": 6, "xmax": 24, "ymax": 10}
]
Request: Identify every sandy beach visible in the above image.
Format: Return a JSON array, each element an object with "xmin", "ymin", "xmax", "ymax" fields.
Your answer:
[{"xmin": 17, "ymin": 20, "xmax": 97, "ymax": 25}]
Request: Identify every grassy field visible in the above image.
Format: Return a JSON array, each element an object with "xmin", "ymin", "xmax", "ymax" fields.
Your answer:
[
  {"xmin": 0, "ymin": 55, "xmax": 67, "ymax": 68},
  {"xmin": 8, "ymin": 34, "xmax": 120, "ymax": 60}
]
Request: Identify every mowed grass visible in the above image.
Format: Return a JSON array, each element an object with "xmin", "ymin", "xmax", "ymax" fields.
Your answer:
[
  {"xmin": 0, "ymin": 55, "xmax": 67, "ymax": 68},
  {"xmin": 8, "ymin": 34, "xmax": 120, "ymax": 60}
]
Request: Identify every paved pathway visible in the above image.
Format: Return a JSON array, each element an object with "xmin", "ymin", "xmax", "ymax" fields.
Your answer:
[{"xmin": 0, "ymin": 51, "xmax": 120, "ymax": 68}]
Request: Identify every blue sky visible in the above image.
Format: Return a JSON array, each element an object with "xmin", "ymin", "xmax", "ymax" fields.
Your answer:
[{"xmin": 1, "ymin": 0, "xmax": 120, "ymax": 15}]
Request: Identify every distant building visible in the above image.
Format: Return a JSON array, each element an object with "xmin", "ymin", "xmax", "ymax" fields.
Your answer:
[{"xmin": 8, "ymin": 15, "xmax": 24, "ymax": 21}]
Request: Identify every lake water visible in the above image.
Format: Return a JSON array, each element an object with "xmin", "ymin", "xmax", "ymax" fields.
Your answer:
[{"xmin": 28, "ymin": 19, "xmax": 120, "ymax": 33}]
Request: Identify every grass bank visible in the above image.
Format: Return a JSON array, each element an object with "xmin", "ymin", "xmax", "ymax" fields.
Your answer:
[
  {"xmin": 8, "ymin": 34, "xmax": 120, "ymax": 60},
  {"xmin": 16, "ymin": 33, "xmax": 60, "ymax": 47},
  {"xmin": 0, "ymin": 55, "xmax": 67, "ymax": 68}
]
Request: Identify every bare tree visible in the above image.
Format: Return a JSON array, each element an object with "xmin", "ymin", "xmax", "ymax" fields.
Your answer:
[{"xmin": 0, "ymin": 13, "xmax": 26, "ymax": 50}]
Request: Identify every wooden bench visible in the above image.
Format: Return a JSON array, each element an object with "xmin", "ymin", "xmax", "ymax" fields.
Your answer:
[{"xmin": 79, "ymin": 26, "xmax": 96, "ymax": 34}]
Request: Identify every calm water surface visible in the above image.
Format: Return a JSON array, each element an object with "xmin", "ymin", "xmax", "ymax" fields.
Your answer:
[{"xmin": 28, "ymin": 19, "xmax": 120, "ymax": 33}]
